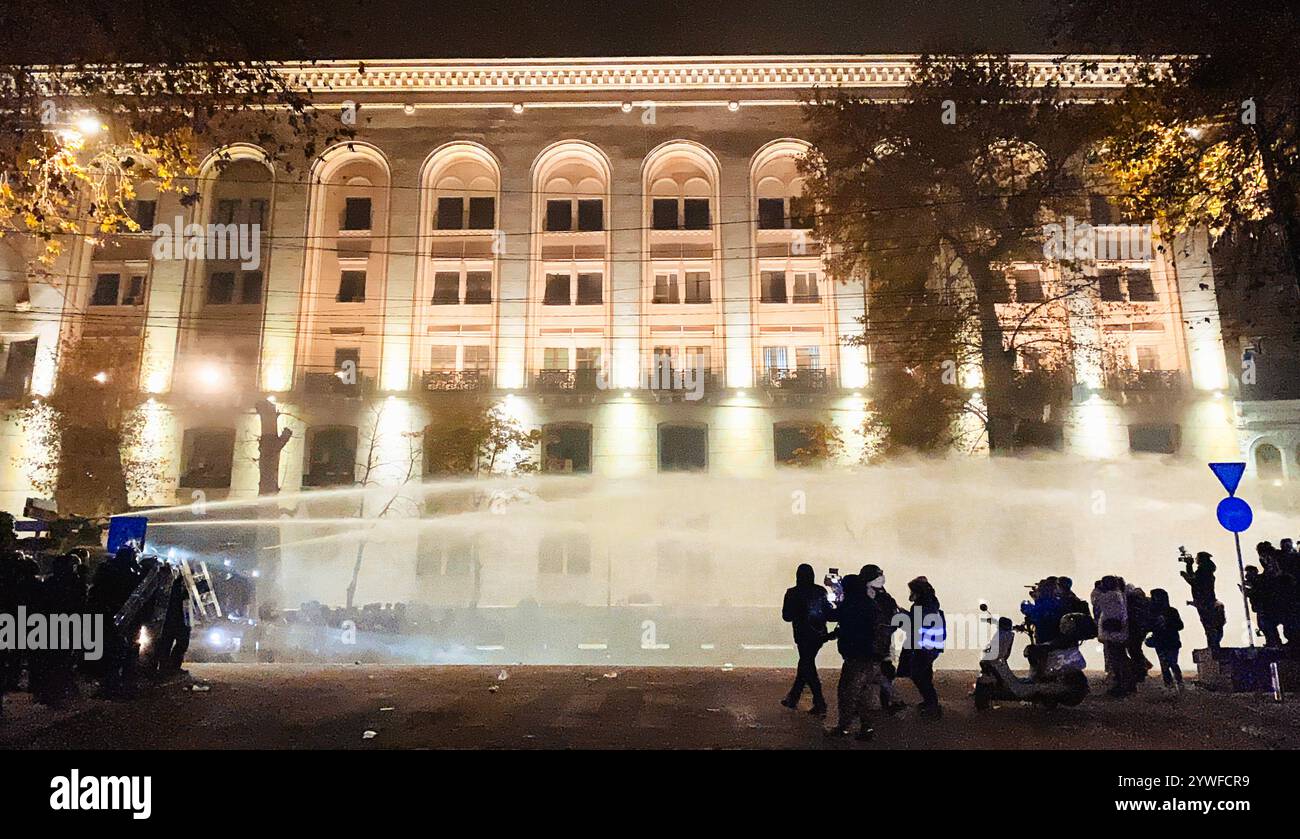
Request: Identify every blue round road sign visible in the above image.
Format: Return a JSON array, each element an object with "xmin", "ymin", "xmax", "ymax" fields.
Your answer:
[{"xmin": 1216, "ymin": 496, "xmax": 1253, "ymax": 533}]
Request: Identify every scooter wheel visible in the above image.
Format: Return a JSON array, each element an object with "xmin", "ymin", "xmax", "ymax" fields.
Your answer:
[{"xmin": 973, "ymin": 682, "xmax": 992, "ymax": 711}]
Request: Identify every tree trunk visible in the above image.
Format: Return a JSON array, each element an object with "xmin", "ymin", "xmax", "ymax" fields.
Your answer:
[
  {"xmin": 256, "ymin": 398, "xmax": 291, "ymax": 496},
  {"xmin": 951, "ymin": 252, "xmax": 1017, "ymax": 453},
  {"xmin": 1252, "ymin": 120, "xmax": 1300, "ymax": 294}
]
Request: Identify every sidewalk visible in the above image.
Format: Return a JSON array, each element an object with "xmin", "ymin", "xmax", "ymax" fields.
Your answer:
[{"xmin": 3, "ymin": 665, "xmax": 1298, "ymax": 749}]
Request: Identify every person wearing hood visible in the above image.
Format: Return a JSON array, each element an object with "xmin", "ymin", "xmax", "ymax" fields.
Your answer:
[
  {"xmin": 825, "ymin": 574, "xmax": 879, "ymax": 740},
  {"xmin": 781, "ymin": 563, "xmax": 830, "ymax": 715},
  {"xmin": 1091, "ymin": 575, "xmax": 1134, "ymax": 697},
  {"xmin": 1181, "ymin": 551, "xmax": 1223, "ymax": 651},
  {"xmin": 859, "ymin": 564, "xmax": 904, "ymax": 713},
  {"xmin": 898, "ymin": 576, "xmax": 945, "ymax": 716},
  {"xmin": 1144, "ymin": 588, "xmax": 1184, "ymax": 692}
]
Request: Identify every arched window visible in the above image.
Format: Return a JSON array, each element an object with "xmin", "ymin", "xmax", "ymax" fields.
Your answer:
[
  {"xmin": 535, "ymin": 144, "xmax": 609, "ymax": 233},
  {"xmin": 751, "ymin": 140, "xmax": 814, "ymax": 231},
  {"xmin": 301, "ymin": 143, "xmax": 391, "ymax": 392},
  {"xmin": 1256, "ymin": 442, "xmax": 1283, "ymax": 481}
]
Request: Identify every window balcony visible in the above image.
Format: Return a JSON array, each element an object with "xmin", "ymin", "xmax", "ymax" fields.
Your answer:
[
  {"xmin": 535, "ymin": 368, "xmax": 600, "ymax": 393},
  {"xmin": 421, "ymin": 369, "xmax": 492, "ymax": 392},
  {"xmin": 761, "ymin": 367, "xmax": 830, "ymax": 393},
  {"xmin": 300, "ymin": 371, "xmax": 375, "ymax": 397},
  {"xmin": 1103, "ymin": 368, "xmax": 1185, "ymax": 392}
]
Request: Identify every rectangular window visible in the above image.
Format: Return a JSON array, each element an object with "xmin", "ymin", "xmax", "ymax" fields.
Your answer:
[
  {"xmin": 1127, "ymin": 268, "xmax": 1156, "ymax": 301},
  {"xmin": 1136, "ymin": 345, "xmax": 1161, "ymax": 371},
  {"xmin": 1098, "ymin": 268, "xmax": 1124, "ymax": 301},
  {"xmin": 686, "ymin": 345, "xmax": 711, "ymax": 374},
  {"xmin": 206, "ymin": 272, "xmax": 235, "ymax": 305},
  {"xmin": 761, "ymin": 270, "xmax": 787, "ymax": 303},
  {"xmin": 577, "ymin": 199, "xmax": 603, "ymax": 232},
  {"xmin": 652, "ymin": 198, "xmax": 678, "ymax": 230},
  {"xmin": 792, "ymin": 272, "xmax": 819, "ymax": 303},
  {"xmin": 91, "ymin": 273, "xmax": 121, "ymax": 306},
  {"xmin": 122, "ymin": 275, "xmax": 146, "ymax": 306},
  {"xmin": 240, "ymin": 271, "xmax": 262, "ymax": 304},
  {"xmin": 467, "ymin": 196, "xmax": 495, "ymax": 229},
  {"xmin": 463, "ymin": 345, "xmax": 490, "ymax": 371},
  {"xmin": 247, "ymin": 199, "xmax": 268, "ymax": 229},
  {"xmin": 182, "ymin": 429, "xmax": 235, "ymax": 489},
  {"xmin": 432, "ymin": 271, "xmax": 460, "ymax": 305},
  {"xmin": 543, "ymin": 273, "xmax": 571, "ymax": 305},
  {"xmin": 576, "ymin": 272, "xmax": 602, "ymax": 305},
  {"xmin": 763, "ymin": 346, "xmax": 788, "ymax": 370},
  {"xmin": 436, "ymin": 197, "xmax": 464, "ymax": 230},
  {"xmin": 429, "ymin": 345, "xmax": 457, "ymax": 371},
  {"xmin": 788, "ymin": 196, "xmax": 815, "ymax": 229},
  {"xmin": 215, "ymin": 199, "xmax": 239, "ymax": 225},
  {"xmin": 684, "ymin": 271, "xmax": 710, "ymax": 304},
  {"xmin": 338, "ymin": 270, "xmax": 367, "ymax": 303},
  {"xmin": 342, "ymin": 197, "xmax": 372, "ymax": 231},
  {"xmin": 1013, "ymin": 268, "xmax": 1044, "ymax": 303},
  {"xmin": 1129, "ymin": 424, "xmax": 1179, "ymax": 455},
  {"xmin": 576, "ymin": 347, "xmax": 602, "ymax": 369},
  {"xmin": 758, "ymin": 198, "xmax": 785, "ymax": 230},
  {"xmin": 129, "ymin": 199, "xmax": 156, "ymax": 230},
  {"xmin": 683, "ymin": 198, "xmax": 710, "ymax": 230},
  {"xmin": 795, "ymin": 346, "xmax": 821, "ymax": 370},
  {"xmin": 543, "ymin": 347, "xmax": 568, "ymax": 369},
  {"xmin": 545, "ymin": 200, "xmax": 572, "ymax": 232},
  {"xmin": 334, "ymin": 347, "xmax": 360, "ymax": 378},
  {"xmin": 464, "ymin": 271, "xmax": 492, "ymax": 304},
  {"xmin": 430, "ymin": 346, "xmax": 457, "ymax": 372},
  {"xmin": 653, "ymin": 272, "xmax": 679, "ymax": 304}
]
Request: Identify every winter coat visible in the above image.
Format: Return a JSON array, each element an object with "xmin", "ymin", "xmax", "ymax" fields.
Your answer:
[
  {"xmin": 1091, "ymin": 587, "xmax": 1129, "ymax": 643},
  {"xmin": 1147, "ymin": 605, "xmax": 1183, "ymax": 650},
  {"xmin": 829, "ymin": 595, "xmax": 877, "ymax": 661},
  {"xmin": 783, "ymin": 582, "xmax": 831, "ymax": 645}
]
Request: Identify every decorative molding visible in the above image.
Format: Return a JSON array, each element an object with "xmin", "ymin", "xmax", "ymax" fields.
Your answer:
[{"xmin": 282, "ymin": 55, "xmax": 1161, "ymax": 96}]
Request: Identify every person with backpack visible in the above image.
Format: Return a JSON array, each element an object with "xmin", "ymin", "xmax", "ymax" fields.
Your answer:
[
  {"xmin": 781, "ymin": 563, "xmax": 831, "ymax": 716},
  {"xmin": 1145, "ymin": 588, "xmax": 1184, "ymax": 692}
]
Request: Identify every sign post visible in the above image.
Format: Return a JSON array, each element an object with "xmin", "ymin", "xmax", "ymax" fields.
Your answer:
[{"xmin": 1209, "ymin": 462, "xmax": 1255, "ymax": 648}]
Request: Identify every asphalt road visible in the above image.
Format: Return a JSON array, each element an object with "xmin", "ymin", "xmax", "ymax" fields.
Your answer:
[{"xmin": 3, "ymin": 665, "xmax": 1298, "ymax": 749}]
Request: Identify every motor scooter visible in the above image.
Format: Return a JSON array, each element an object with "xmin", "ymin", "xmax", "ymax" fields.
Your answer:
[{"xmin": 972, "ymin": 603, "xmax": 1089, "ymax": 710}]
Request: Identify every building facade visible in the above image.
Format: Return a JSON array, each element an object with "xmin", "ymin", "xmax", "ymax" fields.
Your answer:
[{"xmin": 0, "ymin": 56, "xmax": 1257, "ymax": 517}]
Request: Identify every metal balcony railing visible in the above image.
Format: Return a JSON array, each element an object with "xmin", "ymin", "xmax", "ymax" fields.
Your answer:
[
  {"xmin": 301, "ymin": 372, "xmax": 373, "ymax": 397},
  {"xmin": 1103, "ymin": 368, "xmax": 1185, "ymax": 392},
  {"xmin": 535, "ymin": 368, "xmax": 600, "ymax": 393},
  {"xmin": 762, "ymin": 367, "xmax": 830, "ymax": 393},
  {"xmin": 421, "ymin": 369, "xmax": 491, "ymax": 392}
]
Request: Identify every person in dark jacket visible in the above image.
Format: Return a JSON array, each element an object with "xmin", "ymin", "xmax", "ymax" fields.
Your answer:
[
  {"xmin": 825, "ymin": 574, "xmax": 878, "ymax": 740},
  {"xmin": 87, "ymin": 546, "xmax": 143, "ymax": 698},
  {"xmin": 781, "ymin": 563, "xmax": 830, "ymax": 714},
  {"xmin": 30, "ymin": 553, "xmax": 87, "ymax": 708},
  {"xmin": 1243, "ymin": 564, "xmax": 1283, "ymax": 647},
  {"xmin": 1145, "ymin": 588, "xmax": 1184, "ymax": 691},
  {"xmin": 154, "ymin": 573, "xmax": 192, "ymax": 679},
  {"xmin": 860, "ymin": 564, "xmax": 905, "ymax": 713},
  {"xmin": 898, "ymin": 576, "xmax": 945, "ymax": 716},
  {"xmin": 1181, "ymin": 551, "xmax": 1223, "ymax": 651}
]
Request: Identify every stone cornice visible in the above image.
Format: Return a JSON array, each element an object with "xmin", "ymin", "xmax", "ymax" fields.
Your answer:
[{"xmin": 281, "ymin": 55, "xmax": 1162, "ymax": 95}]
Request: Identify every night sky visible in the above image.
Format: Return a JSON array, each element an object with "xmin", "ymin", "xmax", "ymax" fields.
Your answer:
[{"xmin": 299, "ymin": 0, "xmax": 1063, "ymax": 58}]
